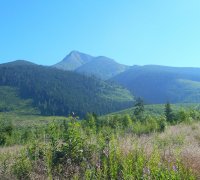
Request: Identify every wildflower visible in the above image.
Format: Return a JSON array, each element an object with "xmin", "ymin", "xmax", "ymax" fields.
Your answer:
[
  {"xmin": 172, "ymin": 165, "xmax": 178, "ymax": 172},
  {"xmin": 79, "ymin": 149, "xmax": 83, "ymax": 153},
  {"xmin": 103, "ymin": 148, "xmax": 109, "ymax": 158},
  {"xmin": 96, "ymin": 162, "xmax": 101, "ymax": 170},
  {"xmin": 143, "ymin": 167, "xmax": 151, "ymax": 175},
  {"xmin": 67, "ymin": 158, "xmax": 71, "ymax": 164}
]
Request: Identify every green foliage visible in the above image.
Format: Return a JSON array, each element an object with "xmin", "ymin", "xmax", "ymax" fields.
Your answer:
[
  {"xmin": 174, "ymin": 110, "xmax": 193, "ymax": 124},
  {"xmin": 12, "ymin": 152, "xmax": 32, "ymax": 180},
  {"xmin": 24, "ymin": 121, "xmax": 94, "ymax": 179},
  {"xmin": 158, "ymin": 117, "xmax": 167, "ymax": 132},
  {"xmin": 97, "ymin": 114, "xmax": 167, "ymax": 135},
  {"xmin": 82, "ymin": 138, "xmax": 194, "ymax": 180},
  {"xmin": 134, "ymin": 97, "xmax": 145, "ymax": 117},
  {"xmin": 121, "ymin": 114, "xmax": 132, "ymax": 128},
  {"xmin": 84, "ymin": 113, "xmax": 97, "ymax": 133},
  {"xmin": 0, "ymin": 118, "xmax": 13, "ymax": 146}
]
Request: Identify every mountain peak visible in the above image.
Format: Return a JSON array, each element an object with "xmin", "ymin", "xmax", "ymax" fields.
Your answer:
[
  {"xmin": 53, "ymin": 51, "xmax": 129, "ymax": 79},
  {"xmin": 69, "ymin": 50, "xmax": 81, "ymax": 55},
  {"xmin": 66, "ymin": 50, "xmax": 92, "ymax": 61},
  {"xmin": 68, "ymin": 50, "xmax": 81, "ymax": 58},
  {"xmin": 53, "ymin": 51, "xmax": 93, "ymax": 71}
]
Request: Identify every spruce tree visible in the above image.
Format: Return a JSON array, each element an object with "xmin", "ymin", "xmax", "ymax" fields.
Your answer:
[
  {"xmin": 134, "ymin": 97, "xmax": 144, "ymax": 117},
  {"xmin": 165, "ymin": 102, "xmax": 174, "ymax": 123}
]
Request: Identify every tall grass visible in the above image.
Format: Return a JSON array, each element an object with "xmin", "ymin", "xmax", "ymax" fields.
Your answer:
[{"xmin": 0, "ymin": 110, "xmax": 200, "ymax": 179}]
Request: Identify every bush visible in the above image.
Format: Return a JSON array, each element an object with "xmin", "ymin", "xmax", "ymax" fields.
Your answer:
[
  {"xmin": 12, "ymin": 154, "xmax": 32, "ymax": 180},
  {"xmin": 0, "ymin": 119, "xmax": 13, "ymax": 146}
]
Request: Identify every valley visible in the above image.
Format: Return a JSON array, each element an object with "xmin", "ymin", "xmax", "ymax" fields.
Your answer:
[
  {"xmin": 0, "ymin": 91, "xmax": 200, "ymax": 179},
  {"xmin": 1, "ymin": 1, "xmax": 200, "ymax": 179},
  {"xmin": 1, "ymin": 52, "xmax": 200, "ymax": 179}
]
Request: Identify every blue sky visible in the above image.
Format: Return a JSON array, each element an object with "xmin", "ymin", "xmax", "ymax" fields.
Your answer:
[{"xmin": 1, "ymin": 0, "xmax": 200, "ymax": 67}]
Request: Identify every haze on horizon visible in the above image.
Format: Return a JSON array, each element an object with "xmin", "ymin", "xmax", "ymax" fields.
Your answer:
[{"xmin": 1, "ymin": 0, "xmax": 200, "ymax": 67}]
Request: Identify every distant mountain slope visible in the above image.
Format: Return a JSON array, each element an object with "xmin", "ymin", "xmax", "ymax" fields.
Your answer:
[
  {"xmin": 0, "ymin": 86, "xmax": 38, "ymax": 114},
  {"xmin": 112, "ymin": 65, "xmax": 200, "ymax": 104},
  {"xmin": 75, "ymin": 56, "xmax": 128, "ymax": 80},
  {"xmin": 54, "ymin": 51, "xmax": 93, "ymax": 71},
  {"xmin": 0, "ymin": 61, "xmax": 134, "ymax": 117},
  {"xmin": 53, "ymin": 51, "xmax": 129, "ymax": 79}
]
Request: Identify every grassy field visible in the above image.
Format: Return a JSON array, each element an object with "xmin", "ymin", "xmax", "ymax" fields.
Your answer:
[
  {"xmin": 0, "ymin": 119, "xmax": 200, "ymax": 179},
  {"xmin": 106, "ymin": 103, "xmax": 200, "ymax": 117},
  {"xmin": 0, "ymin": 86, "xmax": 69, "ymax": 128}
]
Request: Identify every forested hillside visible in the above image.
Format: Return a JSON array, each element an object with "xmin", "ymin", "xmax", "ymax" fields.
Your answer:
[
  {"xmin": 54, "ymin": 51, "xmax": 200, "ymax": 104},
  {"xmin": 0, "ymin": 60, "xmax": 134, "ymax": 117},
  {"xmin": 112, "ymin": 65, "xmax": 200, "ymax": 103}
]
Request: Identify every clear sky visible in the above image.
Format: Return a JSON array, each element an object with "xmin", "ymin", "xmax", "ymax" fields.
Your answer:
[{"xmin": 1, "ymin": 0, "xmax": 200, "ymax": 67}]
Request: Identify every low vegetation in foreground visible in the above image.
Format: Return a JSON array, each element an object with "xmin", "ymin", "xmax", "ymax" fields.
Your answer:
[{"xmin": 0, "ymin": 103, "xmax": 200, "ymax": 179}]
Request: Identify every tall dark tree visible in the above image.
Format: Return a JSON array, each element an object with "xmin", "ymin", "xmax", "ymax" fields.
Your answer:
[
  {"xmin": 165, "ymin": 102, "xmax": 174, "ymax": 123},
  {"xmin": 134, "ymin": 97, "xmax": 144, "ymax": 117}
]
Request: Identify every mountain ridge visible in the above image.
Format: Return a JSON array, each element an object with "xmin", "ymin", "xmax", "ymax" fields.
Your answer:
[
  {"xmin": 111, "ymin": 65, "xmax": 200, "ymax": 104},
  {"xmin": 53, "ymin": 51, "xmax": 129, "ymax": 79},
  {"xmin": 54, "ymin": 51, "xmax": 94, "ymax": 71},
  {"xmin": 3, "ymin": 51, "xmax": 200, "ymax": 105}
]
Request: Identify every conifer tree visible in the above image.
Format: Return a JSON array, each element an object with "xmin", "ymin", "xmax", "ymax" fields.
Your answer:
[
  {"xmin": 165, "ymin": 102, "xmax": 174, "ymax": 123},
  {"xmin": 134, "ymin": 97, "xmax": 144, "ymax": 117}
]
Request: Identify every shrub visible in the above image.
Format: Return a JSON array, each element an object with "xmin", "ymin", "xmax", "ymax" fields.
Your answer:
[
  {"xmin": 12, "ymin": 153, "xmax": 32, "ymax": 180},
  {"xmin": 0, "ymin": 119, "xmax": 13, "ymax": 146}
]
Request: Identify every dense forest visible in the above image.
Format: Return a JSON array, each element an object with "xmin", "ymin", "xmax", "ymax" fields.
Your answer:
[{"xmin": 0, "ymin": 61, "xmax": 134, "ymax": 117}]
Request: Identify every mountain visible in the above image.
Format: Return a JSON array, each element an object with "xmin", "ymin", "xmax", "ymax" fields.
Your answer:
[
  {"xmin": 75, "ymin": 56, "xmax": 129, "ymax": 80},
  {"xmin": 112, "ymin": 65, "xmax": 200, "ymax": 104},
  {"xmin": 54, "ymin": 51, "xmax": 93, "ymax": 71},
  {"xmin": 0, "ymin": 60, "xmax": 134, "ymax": 117},
  {"xmin": 53, "ymin": 51, "xmax": 129, "ymax": 79}
]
